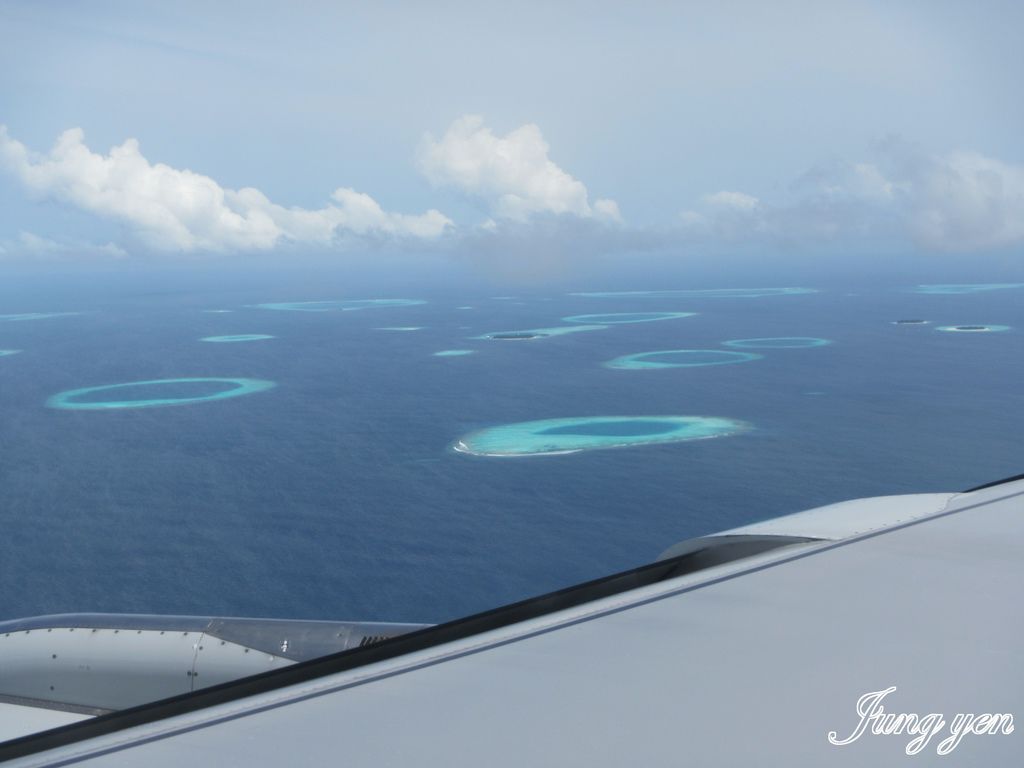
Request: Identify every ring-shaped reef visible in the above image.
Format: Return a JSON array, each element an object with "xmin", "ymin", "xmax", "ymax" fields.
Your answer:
[
  {"xmin": 254, "ymin": 299, "xmax": 425, "ymax": 312},
  {"xmin": 474, "ymin": 324, "xmax": 607, "ymax": 341},
  {"xmin": 454, "ymin": 415, "xmax": 749, "ymax": 456},
  {"xmin": 200, "ymin": 334, "xmax": 275, "ymax": 343},
  {"xmin": 936, "ymin": 325, "xmax": 1010, "ymax": 333},
  {"xmin": 605, "ymin": 349, "xmax": 761, "ymax": 369},
  {"xmin": 723, "ymin": 337, "xmax": 831, "ymax": 349},
  {"xmin": 561, "ymin": 311, "xmax": 696, "ymax": 324},
  {"xmin": 434, "ymin": 349, "xmax": 476, "ymax": 357},
  {"xmin": 913, "ymin": 283, "xmax": 1024, "ymax": 295},
  {"xmin": 569, "ymin": 287, "xmax": 816, "ymax": 299},
  {"xmin": 0, "ymin": 312, "xmax": 81, "ymax": 322},
  {"xmin": 47, "ymin": 377, "xmax": 276, "ymax": 410},
  {"xmin": 0, "ymin": 349, "xmax": 21, "ymax": 357}
]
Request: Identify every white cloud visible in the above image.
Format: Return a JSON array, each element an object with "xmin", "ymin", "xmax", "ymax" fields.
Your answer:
[
  {"xmin": 681, "ymin": 191, "xmax": 764, "ymax": 240},
  {"xmin": 417, "ymin": 115, "xmax": 621, "ymax": 223},
  {"xmin": 904, "ymin": 150, "xmax": 1024, "ymax": 251},
  {"xmin": 681, "ymin": 144, "xmax": 1024, "ymax": 252},
  {"xmin": 592, "ymin": 198, "xmax": 622, "ymax": 221},
  {"xmin": 0, "ymin": 126, "xmax": 452, "ymax": 252},
  {"xmin": 850, "ymin": 163, "xmax": 897, "ymax": 202},
  {"xmin": 704, "ymin": 190, "xmax": 760, "ymax": 211},
  {"xmin": 14, "ymin": 231, "xmax": 62, "ymax": 253},
  {"xmin": 0, "ymin": 230, "xmax": 128, "ymax": 260}
]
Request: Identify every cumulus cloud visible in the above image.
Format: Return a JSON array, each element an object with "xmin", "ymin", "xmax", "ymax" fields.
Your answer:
[
  {"xmin": 417, "ymin": 115, "xmax": 621, "ymax": 223},
  {"xmin": 681, "ymin": 142, "xmax": 1024, "ymax": 252},
  {"xmin": 899, "ymin": 150, "xmax": 1024, "ymax": 250},
  {"xmin": 0, "ymin": 126, "xmax": 452, "ymax": 252}
]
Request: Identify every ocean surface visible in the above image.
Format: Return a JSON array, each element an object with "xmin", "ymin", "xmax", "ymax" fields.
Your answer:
[{"xmin": 2, "ymin": 271, "xmax": 1022, "ymax": 625}]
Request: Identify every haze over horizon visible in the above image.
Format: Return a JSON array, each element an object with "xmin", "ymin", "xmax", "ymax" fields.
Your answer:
[{"xmin": 1, "ymin": 0, "xmax": 1022, "ymax": 281}]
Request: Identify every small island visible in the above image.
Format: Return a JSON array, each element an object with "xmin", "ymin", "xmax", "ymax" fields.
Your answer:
[
  {"xmin": 489, "ymin": 332, "xmax": 547, "ymax": 340},
  {"xmin": 475, "ymin": 324, "xmax": 607, "ymax": 341},
  {"xmin": 936, "ymin": 324, "xmax": 1010, "ymax": 333}
]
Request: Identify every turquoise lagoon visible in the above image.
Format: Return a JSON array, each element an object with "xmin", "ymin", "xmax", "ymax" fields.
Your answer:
[
  {"xmin": 914, "ymin": 284, "xmax": 1024, "ymax": 295},
  {"xmin": 454, "ymin": 416, "xmax": 748, "ymax": 456},
  {"xmin": 0, "ymin": 312, "xmax": 81, "ymax": 322},
  {"xmin": 561, "ymin": 312, "xmax": 695, "ymax": 324},
  {"xmin": 723, "ymin": 337, "xmax": 831, "ymax": 349},
  {"xmin": 255, "ymin": 299, "xmax": 425, "ymax": 312},
  {"xmin": 569, "ymin": 287, "xmax": 816, "ymax": 299},
  {"xmin": 605, "ymin": 349, "xmax": 761, "ymax": 369},
  {"xmin": 47, "ymin": 378, "xmax": 276, "ymax": 410},
  {"xmin": 475, "ymin": 324, "xmax": 607, "ymax": 341},
  {"xmin": 200, "ymin": 334, "xmax": 275, "ymax": 343}
]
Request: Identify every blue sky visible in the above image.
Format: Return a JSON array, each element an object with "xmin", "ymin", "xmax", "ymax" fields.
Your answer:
[{"xmin": 1, "ymin": 0, "xmax": 1022, "ymax": 269}]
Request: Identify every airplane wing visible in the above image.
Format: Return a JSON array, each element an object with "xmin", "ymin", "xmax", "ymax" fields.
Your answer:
[{"xmin": 2, "ymin": 476, "xmax": 1021, "ymax": 765}]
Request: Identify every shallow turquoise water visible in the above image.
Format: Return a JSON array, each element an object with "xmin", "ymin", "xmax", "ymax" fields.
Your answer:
[
  {"xmin": 47, "ymin": 378, "xmax": 277, "ymax": 410},
  {"xmin": 914, "ymin": 284, "xmax": 1024, "ymax": 295},
  {"xmin": 569, "ymin": 287, "xmax": 816, "ymax": 299},
  {"xmin": 5, "ymin": 275, "xmax": 1024, "ymax": 626},
  {"xmin": 561, "ymin": 312, "xmax": 695, "ymax": 324},
  {"xmin": 200, "ymin": 334, "xmax": 275, "ymax": 343},
  {"xmin": 434, "ymin": 349, "xmax": 476, "ymax": 357},
  {"xmin": 255, "ymin": 299, "xmax": 425, "ymax": 312},
  {"xmin": 605, "ymin": 349, "xmax": 762, "ymax": 369},
  {"xmin": 538, "ymin": 419, "xmax": 679, "ymax": 437},
  {"xmin": 0, "ymin": 312, "xmax": 81, "ymax": 322},
  {"xmin": 455, "ymin": 415, "xmax": 748, "ymax": 456},
  {"xmin": 0, "ymin": 349, "xmax": 21, "ymax": 357},
  {"xmin": 723, "ymin": 337, "xmax": 831, "ymax": 349},
  {"xmin": 475, "ymin": 324, "xmax": 607, "ymax": 340}
]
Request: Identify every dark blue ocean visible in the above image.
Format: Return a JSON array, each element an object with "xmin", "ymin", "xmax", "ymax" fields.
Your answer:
[{"xmin": 2, "ymin": 267, "xmax": 1022, "ymax": 624}]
